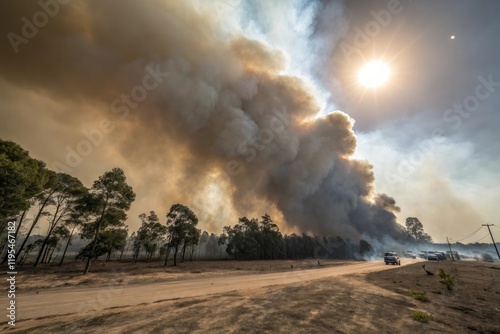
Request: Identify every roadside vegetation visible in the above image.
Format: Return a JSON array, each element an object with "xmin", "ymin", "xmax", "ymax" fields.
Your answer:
[
  {"xmin": 408, "ymin": 290, "xmax": 430, "ymax": 302},
  {"xmin": 412, "ymin": 311, "xmax": 431, "ymax": 322},
  {"xmin": 438, "ymin": 268, "xmax": 455, "ymax": 291}
]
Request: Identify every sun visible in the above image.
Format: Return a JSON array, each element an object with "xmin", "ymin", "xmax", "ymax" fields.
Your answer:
[{"xmin": 358, "ymin": 60, "xmax": 390, "ymax": 88}]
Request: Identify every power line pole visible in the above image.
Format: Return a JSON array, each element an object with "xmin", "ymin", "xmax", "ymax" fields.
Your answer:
[
  {"xmin": 482, "ymin": 224, "xmax": 500, "ymax": 260},
  {"xmin": 446, "ymin": 237, "xmax": 455, "ymax": 261}
]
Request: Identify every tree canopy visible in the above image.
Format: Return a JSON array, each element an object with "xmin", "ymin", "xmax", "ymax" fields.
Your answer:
[
  {"xmin": 33, "ymin": 173, "xmax": 86, "ymax": 266},
  {"xmin": 134, "ymin": 211, "xmax": 167, "ymax": 262},
  {"xmin": 221, "ymin": 214, "xmax": 286, "ymax": 260},
  {"xmin": 0, "ymin": 139, "xmax": 49, "ymax": 222},
  {"xmin": 79, "ymin": 168, "xmax": 136, "ymax": 274},
  {"xmin": 165, "ymin": 203, "xmax": 199, "ymax": 266},
  {"xmin": 405, "ymin": 217, "xmax": 433, "ymax": 243}
]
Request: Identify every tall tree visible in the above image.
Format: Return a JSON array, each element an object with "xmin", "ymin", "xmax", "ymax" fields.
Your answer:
[
  {"xmin": 79, "ymin": 168, "xmax": 136, "ymax": 274},
  {"xmin": 1, "ymin": 208, "xmax": 27, "ymax": 264},
  {"xmin": 33, "ymin": 173, "xmax": 85, "ymax": 266},
  {"xmin": 205, "ymin": 233, "xmax": 220, "ymax": 258},
  {"xmin": 222, "ymin": 215, "xmax": 285, "ymax": 260},
  {"xmin": 0, "ymin": 139, "xmax": 48, "ymax": 227},
  {"xmin": 103, "ymin": 227, "xmax": 128, "ymax": 261},
  {"xmin": 15, "ymin": 170, "xmax": 58, "ymax": 263},
  {"xmin": 165, "ymin": 204, "xmax": 198, "ymax": 266},
  {"xmin": 134, "ymin": 211, "xmax": 167, "ymax": 262},
  {"xmin": 58, "ymin": 215, "xmax": 82, "ymax": 266},
  {"xmin": 41, "ymin": 225, "xmax": 69, "ymax": 264},
  {"xmin": 405, "ymin": 217, "xmax": 433, "ymax": 243},
  {"xmin": 259, "ymin": 214, "xmax": 284, "ymax": 259},
  {"xmin": 77, "ymin": 226, "xmax": 128, "ymax": 262},
  {"xmin": 181, "ymin": 226, "xmax": 200, "ymax": 262}
]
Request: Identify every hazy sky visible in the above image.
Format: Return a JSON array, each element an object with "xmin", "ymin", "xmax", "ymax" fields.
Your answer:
[
  {"xmin": 337, "ymin": 0, "xmax": 500, "ymax": 242},
  {"xmin": 0, "ymin": 0, "xmax": 498, "ymax": 243}
]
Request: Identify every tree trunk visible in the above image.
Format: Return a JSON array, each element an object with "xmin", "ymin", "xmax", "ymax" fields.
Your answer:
[
  {"xmin": 0, "ymin": 220, "xmax": 7, "ymax": 239},
  {"xmin": 16, "ymin": 191, "xmax": 56, "ymax": 264},
  {"xmin": 19, "ymin": 249, "xmax": 29, "ymax": 266},
  {"xmin": 20, "ymin": 244, "xmax": 36, "ymax": 266},
  {"xmin": 34, "ymin": 202, "xmax": 63, "ymax": 267},
  {"xmin": 181, "ymin": 244, "xmax": 187, "ymax": 262},
  {"xmin": 45, "ymin": 246, "xmax": 52, "ymax": 263},
  {"xmin": 0, "ymin": 220, "xmax": 11, "ymax": 254},
  {"xmin": 34, "ymin": 233, "xmax": 50, "ymax": 265},
  {"xmin": 84, "ymin": 195, "xmax": 110, "ymax": 275},
  {"xmin": 84, "ymin": 217, "xmax": 105, "ymax": 274},
  {"xmin": 190, "ymin": 245, "xmax": 196, "ymax": 261},
  {"xmin": 173, "ymin": 246, "xmax": 179, "ymax": 266},
  {"xmin": 52, "ymin": 249, "xmax": 61, "ymax": 263},
  {"xmin": 48, "ymin": 246, "xmax": 56, "ymax": 263},
  {"xmin": 134, "ymin": 249, "xmax": 139, "ymax": 263},
  {"xmin": 164, "ymin": 247, "xmax": 170, "ymax": 266},
  {"xmin": 59, "ymin": 230, "xmax": 74, "ymax": 266},
  {"xmin": 119, "ymin": 248, "xmax": 124, "ymax": 261},
  {"xmin": 84, "ymin": 228, "xmax": 97, "ymax": 274},
  {"xmin": 41, "ymin": 244, "xmax": 50, "ymax": 263}
]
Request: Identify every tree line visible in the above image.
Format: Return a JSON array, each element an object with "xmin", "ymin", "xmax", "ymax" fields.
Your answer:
[{"xmin": 0, "ymin": 139, "xmax": 434, "ymax": 274}]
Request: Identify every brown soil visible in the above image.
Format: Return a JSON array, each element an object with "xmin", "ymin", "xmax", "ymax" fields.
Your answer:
[
  {"xmin": 4, "ymin": 261, "xmax": 500, "ymax": 333},
  {"xmin": 367, "ymin": 260, "xmax": 500, "ymax": 333}
]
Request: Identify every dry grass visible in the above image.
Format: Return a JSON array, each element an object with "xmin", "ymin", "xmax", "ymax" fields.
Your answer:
[
  {"xmin": 412, "ymin": 311, "xmax": 431, "ymax": 323},
  {"xmin": 367, "ymin": 260, "xmax": 500, "ymax": 333},
  {"xmin": 4, "ymin": 261, "xmax": 500, "ymax": 333},
  {"xmin": 408, "ymin": 290, "xmax": 430, "ymax": 302}
]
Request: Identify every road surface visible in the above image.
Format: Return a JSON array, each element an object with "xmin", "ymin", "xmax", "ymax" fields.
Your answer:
[{"xmin": 4, "ymin": 260, "xmax": 419, "ymax": 321}]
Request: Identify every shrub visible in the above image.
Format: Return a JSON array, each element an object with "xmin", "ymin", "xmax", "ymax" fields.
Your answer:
[
  {"xmin": 412, "ymin": 311, "xmax": 431, "ymax": 322},
  {"xmin": 409, "ymin": 290, "xmax": 430, "ymax": 302},
  {"xmin": 438, "ymin": 268, "xmax": 454, "ymax": 291}
]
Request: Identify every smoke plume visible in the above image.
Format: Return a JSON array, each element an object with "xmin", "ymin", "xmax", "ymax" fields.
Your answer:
[{"xmin": 0, "ymin": 0, "xmax": 405, "ymax": 241}]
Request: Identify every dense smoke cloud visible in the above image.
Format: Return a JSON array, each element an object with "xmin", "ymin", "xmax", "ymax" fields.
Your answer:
[{"xmin": 0, "ymin": 0, "xmax": 405, "ymax": 241}]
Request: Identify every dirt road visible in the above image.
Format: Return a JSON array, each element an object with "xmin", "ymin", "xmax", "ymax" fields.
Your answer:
[{"xmin": 5, "ymin": 259, "xmax": 419, "ymax": 321}]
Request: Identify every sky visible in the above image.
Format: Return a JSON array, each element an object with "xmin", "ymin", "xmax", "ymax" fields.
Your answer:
[
  {"xmin": 0, "ymin": 0, "xmax": 499, "ymax": 244},
  {"xmin": 337, "ymin": 0, "xmax": 500, "ymax": 243}
]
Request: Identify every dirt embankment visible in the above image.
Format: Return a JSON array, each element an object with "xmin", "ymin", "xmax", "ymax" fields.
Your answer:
[
  {"xmin": 5, "ymin": 261, "xmax": 500, "ymax": 334},
  {"xmin": 367, "ymin": 261, "xmax": 500, "ymax": 333}
]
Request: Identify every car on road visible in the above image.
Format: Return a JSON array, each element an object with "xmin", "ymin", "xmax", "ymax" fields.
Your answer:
[
  {"xmin": 405, "ymin": 251, "xmax": 417, "ymax": 259},
  {"xmin": 418, "ymin": 251, "xmax": 428, "ymax": 259},
  {"xmin": 427, "ymin": 252, "xmax": 439, "ymax": 261},
  {"xmin": 434, "ymin": 252, "xmax": 447, "ymax": 261},
  {"xmin": 384, "ymin": 252, "xmax": 401, "ymax": 265}
]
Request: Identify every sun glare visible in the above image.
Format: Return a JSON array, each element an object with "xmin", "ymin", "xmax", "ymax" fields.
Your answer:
[{"xmin": 358, "ymin": 61, "xmax": 390, "ymax": 88}]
